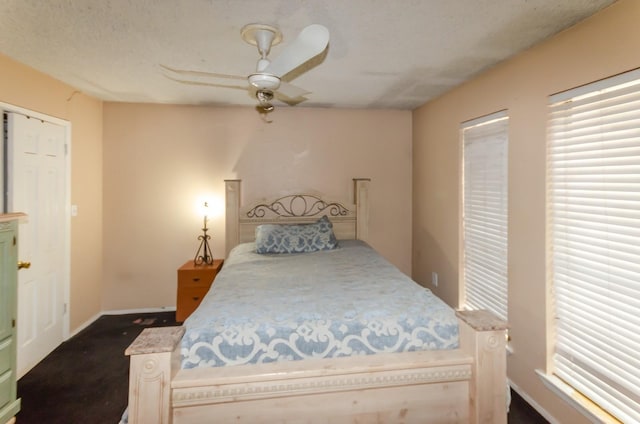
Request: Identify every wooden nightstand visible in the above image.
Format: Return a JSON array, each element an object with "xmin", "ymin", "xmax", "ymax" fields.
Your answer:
[{"xmin": 176, "ymin": 259, "xmax": 223, "ymax": 322}]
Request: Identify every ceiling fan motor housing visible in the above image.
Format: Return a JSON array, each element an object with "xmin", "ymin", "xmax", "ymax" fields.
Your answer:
[{"xmin": 248, "ymin": 73, "xmax": 281, "ymax": 90}]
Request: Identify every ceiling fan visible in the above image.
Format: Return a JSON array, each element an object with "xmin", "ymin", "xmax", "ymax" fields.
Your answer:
[{"xmin": 161, "ymin": 23, "xmax": 330, "ymax": 113}]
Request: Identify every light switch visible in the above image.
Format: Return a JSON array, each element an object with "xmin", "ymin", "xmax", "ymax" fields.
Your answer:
[{"xmin": 71, "ymin": 205, "xmax": 78, "ymax": 216}]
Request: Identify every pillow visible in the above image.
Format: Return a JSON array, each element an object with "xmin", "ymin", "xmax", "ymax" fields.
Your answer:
[{"xmin": 255, "ymin": 215, "xmax": 338, "ymax": 254}]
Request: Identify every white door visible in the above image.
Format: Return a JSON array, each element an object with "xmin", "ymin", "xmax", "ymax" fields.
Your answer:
[{"xmin": 6, "ymin": 112, "xmax": 66, "ymax": 377}]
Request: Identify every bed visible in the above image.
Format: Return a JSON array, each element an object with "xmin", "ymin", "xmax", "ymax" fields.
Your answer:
[{"xmin": 125, "ymin": 179, "xmax": 508, "ymax": 423}]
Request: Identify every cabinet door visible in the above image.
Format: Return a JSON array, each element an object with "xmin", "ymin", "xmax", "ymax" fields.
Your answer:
[{"xmin": 0, "ymin": 224, "xmax": 16, "ymax": 342}]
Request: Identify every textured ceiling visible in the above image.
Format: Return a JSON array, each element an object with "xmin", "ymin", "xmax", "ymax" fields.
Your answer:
[{"xmin": 0, "ymin": 0, "xmax": 616, "ymax": 110}]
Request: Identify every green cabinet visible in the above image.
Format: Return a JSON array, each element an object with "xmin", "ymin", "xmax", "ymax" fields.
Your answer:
[{"xmin": 0, "ymin": 217, "xmax": 20, "ymax": 424}]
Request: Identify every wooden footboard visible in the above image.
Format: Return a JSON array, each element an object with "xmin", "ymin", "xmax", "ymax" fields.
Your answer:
[
  {"xmin": 126, "ymin": 327, "xmax": 184, "ymax": 424},
  {"xmin": 126, "ymin": 310, "xmax": 507, "ymax": 424},
  {"xmin": 456, "ymin": 310, "xmax": 509, "ymax": 424}
]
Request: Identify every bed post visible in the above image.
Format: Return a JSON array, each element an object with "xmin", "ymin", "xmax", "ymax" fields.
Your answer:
[
  {"xmin": 456, "ymin": 310, "xmax": 508, "ymax": 424},
  {"xmin": 125, "ymin": 327, "xmax": 184, "ymax": 424},
  {"xmin": 225, "ymin": 179, "xmax": 241, "ymax": 258},
  {"xmin": 353, "ymin": 178, "xmax": 370, "ymax": 241}
]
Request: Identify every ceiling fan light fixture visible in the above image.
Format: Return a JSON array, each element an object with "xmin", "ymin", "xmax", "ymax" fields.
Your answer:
[
  {"xmin": 256, "ymin": 89, "xmax": 274, "ymax": 102},
  {"xmin": 256, "ymin": 90, "xmax": 275, "ymax": 112}
]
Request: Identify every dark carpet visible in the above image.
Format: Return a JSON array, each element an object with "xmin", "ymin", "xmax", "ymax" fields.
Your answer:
[
  {"xmin": 17, "ymin": 312, "xmax": 178, "ymax": 424},
  {"xmin": 17, "ymin": 312, "xmax": 548, "ymax": 424}
]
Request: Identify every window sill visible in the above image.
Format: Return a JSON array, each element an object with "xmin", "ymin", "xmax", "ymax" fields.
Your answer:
[{"xmin": 535, "ymin": 370, "xmax": 620, "ymax": 424}]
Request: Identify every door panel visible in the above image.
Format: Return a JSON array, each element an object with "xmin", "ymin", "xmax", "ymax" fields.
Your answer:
[
  {"xmin": 20, "ymin": 279, "xmax": 36, "ymax": 346},
  {"xmin": 7, "ymin": 113, "xmax": 66, "ymax": 377}
]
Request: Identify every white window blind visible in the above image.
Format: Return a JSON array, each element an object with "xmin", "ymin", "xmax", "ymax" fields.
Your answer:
[
  {"xmin": 461, "ymin": 111, "xmax": 509, "ymax": 321},
  {"xmin": 548, "ymin": 68, "xmax": 640, "ymax": 423}
]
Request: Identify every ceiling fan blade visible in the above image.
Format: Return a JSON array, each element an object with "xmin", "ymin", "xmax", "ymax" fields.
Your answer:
[
  {"xmin": 160, "ymin": 64, "xmax": 247, "ymax": 85},
  {"xmin": 263, "ymin": 24, "xmax": 329, "ymax": 78},
  {"xmin": 276, "ymin": 81, "xmax": 310, "ymax": 99},
  {"xmin": 163, "ymin": 74, "xmax": 247, "ymax": 91},
  {"xmin": 274, "ymin": 91, "xmax": 307, "ymax": 106}
]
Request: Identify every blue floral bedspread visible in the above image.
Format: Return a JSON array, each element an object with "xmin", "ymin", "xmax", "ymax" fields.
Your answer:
[{"xmin": 181, "ymin": 240, "xmax": 458, "ymax": 369}]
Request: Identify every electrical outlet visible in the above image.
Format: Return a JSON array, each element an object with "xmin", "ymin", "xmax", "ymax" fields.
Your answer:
[{"xmin": 431, "ymin": 272, "xmax": 438, "ymax": 287}]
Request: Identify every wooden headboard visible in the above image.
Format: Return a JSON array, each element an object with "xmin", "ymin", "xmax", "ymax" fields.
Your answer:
[{"xmin": 224, "ymin": 179, "xmax": 370, "ymax": 257}]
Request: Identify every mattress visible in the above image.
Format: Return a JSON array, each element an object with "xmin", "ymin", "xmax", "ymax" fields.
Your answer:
[{"xmin": 181, "ymin": 240, "xmax": 459, "ymax": 369}]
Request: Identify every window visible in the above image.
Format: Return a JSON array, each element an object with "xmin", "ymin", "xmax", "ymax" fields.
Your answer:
[
  {"xmin": 548, "ymin": 68, "xmax": 640, "ymax": 422},
  {"xmin": 461, "ymin": 111, "xmax": 509, "ymax": 321}
]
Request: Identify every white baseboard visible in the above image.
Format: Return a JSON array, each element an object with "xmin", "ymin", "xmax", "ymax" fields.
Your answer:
[
  {"xmin": 509, "ymin": 378, "xmax": 559, "ymax": 424},
  {"xmin": 102, "ymin": 306, "xmax": 177, "ymax": 315},
  {"xmin": 68, "ymin": 307, "xmax": 177, "ymax": 339},
  {"xmin": 68, "ymin": 312, "xmax": 102, "ymax": 339}
]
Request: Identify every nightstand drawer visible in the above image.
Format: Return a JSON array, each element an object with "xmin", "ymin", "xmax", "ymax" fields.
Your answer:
[
  {"xmin": 178, "ymin": 268, "xmax": 216, "ymax": 288},
  {"xmin": 177, "ymin": 286, "xmax": 210, "ymax": 318}
]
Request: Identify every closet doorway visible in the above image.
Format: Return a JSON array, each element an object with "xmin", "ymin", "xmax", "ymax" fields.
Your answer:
[{"xmin": 2, "ymin": 105, "xmax": 70, "ymax": 378}]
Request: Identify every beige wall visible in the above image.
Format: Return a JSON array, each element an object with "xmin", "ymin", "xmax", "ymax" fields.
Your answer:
[
  {"xmin": 0, "ymin": 53, "xmax": 104, "ymax": 333},
  {"xmin": 1, "ymin": 51, "xmax": 411, "ymax": 339},
  {"xmin": 412, "ymin": 1, "xmax": 639, "ymax": 422},
  {"xmin": 102, "ymin": 103, "xmax": 412, "ymax": 310}
]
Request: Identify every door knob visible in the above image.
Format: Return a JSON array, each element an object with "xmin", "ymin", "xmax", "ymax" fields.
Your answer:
[{"xmin": 18, "ymin": 261, "xmax": 31, "ymax": 270}]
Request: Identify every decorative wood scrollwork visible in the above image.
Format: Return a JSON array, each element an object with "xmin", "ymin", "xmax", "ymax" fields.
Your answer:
[
  {"xmin": 173, "ymin": 364, "xmax": 472, "ymax": 406},
  {"xmin": 143, "ymin": 357, "xmax": 159, "ymax": 374}
]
